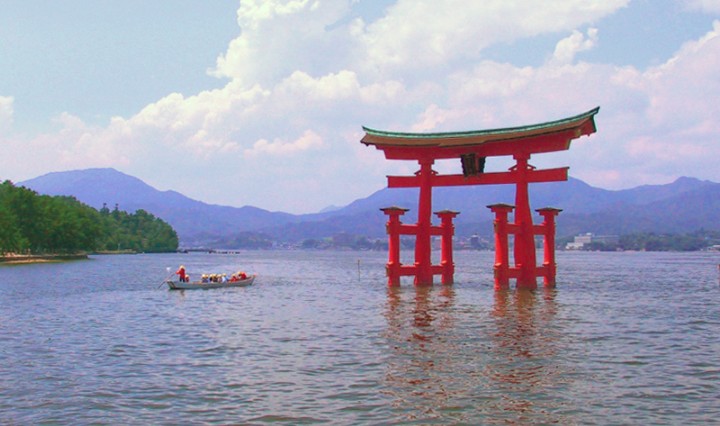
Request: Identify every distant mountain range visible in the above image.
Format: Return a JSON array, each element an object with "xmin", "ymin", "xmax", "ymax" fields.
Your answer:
[{"xmin": 18, "ymin": 168, "xmax": 720, "ymax": 246}]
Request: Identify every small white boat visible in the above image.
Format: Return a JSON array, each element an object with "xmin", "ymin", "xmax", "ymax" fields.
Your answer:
[{"xmin": 167, "ymin": 274, "xmax": 256, "ymax": 290}]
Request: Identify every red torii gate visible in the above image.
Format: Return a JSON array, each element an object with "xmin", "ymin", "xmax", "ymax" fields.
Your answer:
[{"xmin": 361, "ymin": 107, "xmax": 599, "ymax": 290}]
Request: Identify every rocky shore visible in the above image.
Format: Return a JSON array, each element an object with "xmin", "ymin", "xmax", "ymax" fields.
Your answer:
[{"xmin": 0, "ymin": 253, "xmax": 89, "ymax": 264}]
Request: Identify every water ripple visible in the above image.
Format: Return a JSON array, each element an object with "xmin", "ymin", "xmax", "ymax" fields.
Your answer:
[{"xmin": 1, "ymin": 251, "xmax": 719, "ymax": 424}]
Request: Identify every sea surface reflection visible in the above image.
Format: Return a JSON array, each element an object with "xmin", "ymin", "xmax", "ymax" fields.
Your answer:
[
  {"xmin": 383, "ymin": 285, "xmax": 459, "ymax": 421},
  {"xmin": 381, "ymin": 283, "xmax": 578, "ymax": 424},
  {"xmin": 485, "ymin": 289, "xmax": 567, "ymax": 424}
]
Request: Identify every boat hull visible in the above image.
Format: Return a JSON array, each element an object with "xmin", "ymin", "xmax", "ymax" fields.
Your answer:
[{"xmin": 167, "ymin": 275, "xmax": 255, "ymax": 290}]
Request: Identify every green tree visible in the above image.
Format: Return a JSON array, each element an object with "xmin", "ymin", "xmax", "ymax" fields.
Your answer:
[
  {"xmin": 0, "ymin": 180, "xmax": 179, "ymax": 254},
  {"xmin": 0, "ymin": 202, "xmax": 27, "ymax": 254}
]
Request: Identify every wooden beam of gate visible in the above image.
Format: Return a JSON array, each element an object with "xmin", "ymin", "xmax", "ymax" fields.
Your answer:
[{"xmin": 387, "ymin": 167, "xmax": 568, "ymax": 188}]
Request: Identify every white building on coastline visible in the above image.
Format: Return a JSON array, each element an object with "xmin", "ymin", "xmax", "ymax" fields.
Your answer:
[{"xmin": 566, "ymin": 233, "xmax": 619, "ymax": 250}]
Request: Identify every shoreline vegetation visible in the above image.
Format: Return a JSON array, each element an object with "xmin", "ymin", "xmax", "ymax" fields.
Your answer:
[
  {"xmin": 93, "ymin": 249, "xmax": 137, "ymax": 255},
  {"xmin": 0, "ymin": 249, "xmax": 147, "ymax": 265},
  {"xmin": 0, "ymin": 253, "xmax": 89, "ymax": 264},
  {"xmin": 0, "ymin": 249, "xmax": 139, "ymax": 264},
  {"xmin": 0, "ymin": 180, "xmax": 179, "ymax": 257}
]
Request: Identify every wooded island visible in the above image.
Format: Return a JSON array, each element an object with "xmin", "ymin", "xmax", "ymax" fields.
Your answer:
[{"xmin": 0, "ymin": 180, "xmax": 178, "ymax": 257}]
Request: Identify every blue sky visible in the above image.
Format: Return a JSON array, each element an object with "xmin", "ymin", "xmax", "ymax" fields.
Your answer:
[{"xmin": 2, "ymin": 0, "xmax": 720, "ymax": 213}]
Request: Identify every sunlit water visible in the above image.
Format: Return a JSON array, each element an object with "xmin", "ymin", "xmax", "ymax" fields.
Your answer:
[{"xmin": 1, "ymin": 250, "xmax": 719, "ymax": 424}]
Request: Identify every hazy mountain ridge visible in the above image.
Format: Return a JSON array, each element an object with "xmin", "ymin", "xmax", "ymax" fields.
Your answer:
[
  {"xmin": 18, "ymin": 168, "xmax": 720, "ymax": 245},
  {"xmin": 18, "ymin": 168, "xmax": 300, "ymax": 242}
]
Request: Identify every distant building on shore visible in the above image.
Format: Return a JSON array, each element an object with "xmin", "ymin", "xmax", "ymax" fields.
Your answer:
[{"xmin": 566, "ymin": 233, "xmax": 619, "ymax": 250}]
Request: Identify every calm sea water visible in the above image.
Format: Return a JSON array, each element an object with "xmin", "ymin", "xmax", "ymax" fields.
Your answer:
[{"xmin": 1, "ymin": 250, "xmax": 719, "ymax": 424}]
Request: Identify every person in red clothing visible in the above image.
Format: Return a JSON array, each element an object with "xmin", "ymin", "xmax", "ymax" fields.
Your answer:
[{"xmin": 176, "ymin": 265, "xmax": 187, "ymax": 282}]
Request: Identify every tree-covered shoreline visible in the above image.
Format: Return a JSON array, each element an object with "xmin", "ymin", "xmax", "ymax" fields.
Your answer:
[{"xmin": 0, "ymin": 180, "xmax": 178, "ymax": 255}]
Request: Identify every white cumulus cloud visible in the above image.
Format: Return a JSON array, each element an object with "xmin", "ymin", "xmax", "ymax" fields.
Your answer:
[
  {"xmin": 687, "ymin": 0, "xmax": 720, "ymax": 13},
  {"xmin": 211, "ymin": 0, "xmax": 352, "ymax": 87},
  {"xmin": 358, "ymin": 0, "xmax": 626, "ymax": 73},
  {"xmin": 245, "ymin": 129, "xmax": 323, "ymax": 157},
  {"xmin": 550, "ymin": 28, "xmax": 599, "ymax": 65}
]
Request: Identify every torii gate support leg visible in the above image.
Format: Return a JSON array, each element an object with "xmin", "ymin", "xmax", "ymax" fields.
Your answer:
[
  {"xmin": 415, "ymin": 159, "xmax": 434, "ymax": 285},
  {"xmin": 381, "ymin": 207, "xmax": 408, "ymax": 287},
  {"xmin": 436, "ymin": 210, "xmax": 459, "ymax": 285},
  {"xmin": 488, "ymin": 204, "xmax": 514, "ymax": 290},
  {"xmin": 513, "ymin": 154, "xmax": 538, "ymax": 290},
  {"xmin": 537, "ymin": 207, "xmax": 562, "ymax": 288}
]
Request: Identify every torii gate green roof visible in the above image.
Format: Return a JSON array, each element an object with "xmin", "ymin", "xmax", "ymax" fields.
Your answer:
[{"xmin": 361, "ymin": 107, "xmax": 599, "ymax": 149}]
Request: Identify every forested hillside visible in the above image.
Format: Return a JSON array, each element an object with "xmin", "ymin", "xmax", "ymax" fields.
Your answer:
[{"xmin": 0, "ymin": 180, "xmax": 178, "ymax": 254}]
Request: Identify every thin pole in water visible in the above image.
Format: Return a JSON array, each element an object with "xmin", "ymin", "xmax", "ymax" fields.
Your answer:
[{"xmin": 157, "ymin": 267, "xmax": 174, "ymax": 289}]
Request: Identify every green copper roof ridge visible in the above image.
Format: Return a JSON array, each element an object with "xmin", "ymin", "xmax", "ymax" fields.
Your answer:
[{"xmin": 363, "ymin": 106, "xmax": 600, "ymax": 139}]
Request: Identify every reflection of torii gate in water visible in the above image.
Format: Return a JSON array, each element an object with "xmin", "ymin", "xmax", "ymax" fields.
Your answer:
[{"xmin": 361, "ymin": 107, "xmax": 599, "ymax": 290}]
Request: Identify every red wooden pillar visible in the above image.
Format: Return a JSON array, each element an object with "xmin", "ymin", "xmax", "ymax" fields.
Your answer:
[
  {"xmin": 435, "ymin": 210, "xmax": 459, "ymax": 285},
  {"xmin": 415, "ymin": 158, "xmax": 435, "ymax": 285},
  {"xmin": 512, "ymin": 154, "xmax": 538, "ymax": 290},
  {"xmin": 536, "ymin": 207, "xmax": 562, "ymax": 288},
  {"xmin": 488, "ymin": 203, "xmax": 514, "ymax": 290},
  {"xmin": 381, "ymin": 206, "xmax": 408, "ymax": 286}
]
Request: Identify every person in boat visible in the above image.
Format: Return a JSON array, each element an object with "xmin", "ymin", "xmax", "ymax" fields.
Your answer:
[
  {"xmin": 176, "ymin": 265, "xmax": 188, "ymax": 282},
  {"xmin": 201, "ymin": 274, "xmax": 208, "ymax": 283}
]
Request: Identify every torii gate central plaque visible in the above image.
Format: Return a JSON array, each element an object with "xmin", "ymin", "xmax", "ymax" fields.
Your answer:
[{"xmin": 361, "ymin": 107, "xmax": 599, "ymax": 290}]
